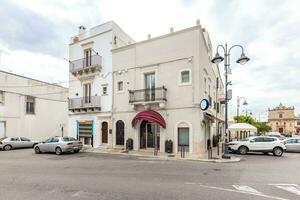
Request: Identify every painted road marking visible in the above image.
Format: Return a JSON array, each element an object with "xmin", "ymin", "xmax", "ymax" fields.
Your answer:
[
  {"xmin": 187, "ymin": 184, "xmax": 290, "ymax": 200},
  {"xmin": 269, "ymin": 184, "xmax": 300, "ymax": 196},
  {"xmin": 232, "ymin": 185, "xmax": 262, "ymax": 194}
]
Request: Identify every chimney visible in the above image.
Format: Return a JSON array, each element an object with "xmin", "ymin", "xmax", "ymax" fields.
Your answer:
[
  {"xmin": 196, "ymin": 19, "xmax": 201, "ymax": 26},
  {"xmin": 78, "ymin": 25, "xmax": 86, "ymax": 34},
  {"xmin": 170, "ymin": 27, "xmax": 174, "ymax": 33},
  {"xmin": 147, "ymin": 34, "xmax": 151, "ymax": 40}
]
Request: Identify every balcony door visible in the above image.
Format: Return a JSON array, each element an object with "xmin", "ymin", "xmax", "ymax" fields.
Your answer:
[
  {"xmin": 83, "ymin": 83, "xmax": 91, "ymax": 105},
  {"xmin": 145, "ymin": 73, "xmax": 155, "ymax": 101},
  {"xmin": 84, "ymin": 49, "xmax": 92, "ymax": 67}
]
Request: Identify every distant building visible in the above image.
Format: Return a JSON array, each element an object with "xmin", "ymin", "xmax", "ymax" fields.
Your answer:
[
  {"xmin": 268, "ymin": 103, "xmax": 296, "ymax": 135},
  {"xmin": 0, "ymin": 70, "xmax": 68, "ymax": 140}
]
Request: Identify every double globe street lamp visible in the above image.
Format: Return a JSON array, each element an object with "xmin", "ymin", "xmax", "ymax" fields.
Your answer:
[{"xmin": 211, "ymin": 43, "xmax": 250, "ymax": 159}]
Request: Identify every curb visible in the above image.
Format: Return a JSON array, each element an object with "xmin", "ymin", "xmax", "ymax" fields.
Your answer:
[{"xmin": 83, "ymin": 149, "xmax": 241, "ymax": 163}]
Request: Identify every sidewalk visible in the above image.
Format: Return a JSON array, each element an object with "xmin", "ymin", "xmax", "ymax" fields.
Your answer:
[{"xmin": 82, "ymin": 145, "xmax": 241, "ymax": 163}]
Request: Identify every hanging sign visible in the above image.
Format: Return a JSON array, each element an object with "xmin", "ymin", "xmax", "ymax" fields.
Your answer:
[{"xmin": 200, "ymin": 99, "xmax": 210, "ymax": 111}]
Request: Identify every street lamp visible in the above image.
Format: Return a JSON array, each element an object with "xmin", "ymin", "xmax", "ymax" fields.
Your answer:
[
  {"xmin": 237, "ymin": 96, "xmax": 248, "ymax": 122},
  {"xmin": 211, "ymin": 43, "xmax": 250, "ymax": 159}
]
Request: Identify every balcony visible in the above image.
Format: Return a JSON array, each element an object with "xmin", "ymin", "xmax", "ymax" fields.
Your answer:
[
  {"xmin": 129, "ymin": 87, "xmax": 167, "ymax": 108},
  {"xmin": 69, "ymin": 55, "xmax": 102, "ymax": 79},
  {"xmin": 69, "ymin": 96, "xmax": 101, "ymax": 113}
]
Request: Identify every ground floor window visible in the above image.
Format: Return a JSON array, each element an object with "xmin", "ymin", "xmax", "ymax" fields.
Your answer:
[{"xmin": 178, "ymin": 127, "xmax": 189, "ymax": 152}]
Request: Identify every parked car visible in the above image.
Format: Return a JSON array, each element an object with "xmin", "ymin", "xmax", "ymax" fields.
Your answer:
[
  {"xmin": 0, "ymin": 137, "xmax": 39, "ymax": 151},
  {"xmin": 266, "ymin": 132, "xmax": 286, "ymax": 140},
  {"xmin": 228, "ymin": 136, "xmax": 286, "ymax": 156},
  {"xmin": 34, "ymin": 136, "xmax": 83, "ymax": 155},
  {"xmin": 283, "ymin": 137, "xmax": 300, "ymax": 152}
]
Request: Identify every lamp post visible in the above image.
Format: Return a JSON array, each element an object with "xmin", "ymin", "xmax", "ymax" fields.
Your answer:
[
  {"xmin": 237, "ymin": 96, "xmax": 248, "ymax": 122},
  {"xmin": 211, "ymin": 43, "xmax": 250, "ymax": 159}
]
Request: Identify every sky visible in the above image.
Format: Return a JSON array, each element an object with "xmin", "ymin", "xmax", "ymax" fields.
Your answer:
[{"xmin": 0, "ymin": 0, "xmax": 299, "ymax": 120}]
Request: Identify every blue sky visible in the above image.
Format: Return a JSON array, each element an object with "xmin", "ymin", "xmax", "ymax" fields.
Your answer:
[{"xmin": 0, "ymin": 0, "xmax": 299, "ymax": 120}]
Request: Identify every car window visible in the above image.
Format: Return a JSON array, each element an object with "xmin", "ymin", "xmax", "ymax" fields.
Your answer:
[
  {"xmin": 62, "ymin": 137, "xmax": 76, "ymax": 142},
  {"xmin": 10, "ymin": 137, "xmax": 20, "ymax": 141},
  {"xmin": 20, "ymin": 137, "xmax": 31, "ymax": 141},
  {"xmin": 44, "ymin": 138, "xmax": 53, "ymax": 143},
  {"xmin": 51, "ymin": 138, "xmax": 59, "ymax": 143},
  {"xmin": 253, "ymin": 137, "xmax": 265, "ymax": 142},
  {"xmin": 285, "ymin": 139, "xmax": 296, "ymax": 144},
  {"xmin": 264, "ymin": 137, "xmax": 276, "ymax": 142}
]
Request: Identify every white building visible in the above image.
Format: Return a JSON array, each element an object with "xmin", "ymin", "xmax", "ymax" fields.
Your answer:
[
  {"xmin": 112, "ymin": 21, "xmax": 225, "ymax": 154},
  {"xmin": 0, "ymin": 70, "xmax": 68, "ymax": 140},
  {"xmin": 68, "ymin": 21, "xmax": 134, "ymax": 147}
]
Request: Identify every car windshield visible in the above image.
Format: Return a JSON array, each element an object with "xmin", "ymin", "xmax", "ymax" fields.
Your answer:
[
  {"xmin": 0, "ymin": 137, "xmax": 7, "ymax": 141},
  {"xmin": 62, "ymin": 137, "xmax": 76, "ymax": 142}
]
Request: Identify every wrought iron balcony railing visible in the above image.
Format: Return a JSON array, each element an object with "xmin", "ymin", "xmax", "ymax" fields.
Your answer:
[
  {"xmin": 69, "ymin": 55, "xmax": 102, "ymax": 73},
  {"xmin": 68, "ymin": 96, "xmax": 101, "ymax": 111},
  {"xmin": 129, "ymin": 87, "xmax": 167, "ymax": 103}
]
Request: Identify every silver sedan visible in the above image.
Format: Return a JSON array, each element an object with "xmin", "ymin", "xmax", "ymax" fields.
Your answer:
[
  {"xmin": 283, "ymin": 137, "xmax": 300, "ymax": 152},
  {"xmin": 0, "ymin": 137, "xmax": 39, "ymax": 150},
  {"xmin": 34, "ymin": 137, "xmax": 83, "ymax": 155}
]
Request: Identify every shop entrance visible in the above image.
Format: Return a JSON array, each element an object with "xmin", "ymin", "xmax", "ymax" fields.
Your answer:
[{"xmin": 140, "ymin": 121, "xmax": 160, "ymax": 150}]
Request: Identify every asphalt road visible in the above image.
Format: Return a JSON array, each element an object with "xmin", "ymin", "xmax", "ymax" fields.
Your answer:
[{"xmin": 0, "ymin": 149, "xmax": 299, "ymax": 200}]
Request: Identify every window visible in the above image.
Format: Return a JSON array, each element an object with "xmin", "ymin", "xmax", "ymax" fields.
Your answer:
[
  {"xmin": 51, "ymin": 138, "xmax": 59, "ymax": 143},
  {"xmin": 84, "ymin": 48, "xmax": 92, "ymax": 67},
  {"xmin": 20, "ymin": 137, "xmax": 31, "ymax": 141},
  {"xmin": 279, "ymin": 113, "xmax": 283, "ymax": 118},
  {"xmin": 26, "ymin": 96, "xmax": 35, "ymax": 114},
  {"xmin": 117, "ymin": 81, "xmax": 124, "ymax": 92},
  {"xmin": 178, "ymin": 128, "xmax": 189, "ymax": 146},
  {"xmin": 83, "ymin": 83, "xmax": 91, "ymax": 103},
  {"xmin": 102, "ymin": 85, "xmax": 108, "ymax": 95},
  {"xmin": 10, "ymin": 137, "xmax": 20, "ymax": 141},
  {"xmin": 180, "ymin": 70, "xmax": 190, "ymax": 84},
  {"xmin": 0, "ymin": 91, "xmax": 4, "ymax": 104},
  {"xmin": 253, "ymin": 137, "xmax": 265, "ymax": 142},
  {"xmin": 264, "ymin": 137, "xmax": 276, "ymax": 142}
]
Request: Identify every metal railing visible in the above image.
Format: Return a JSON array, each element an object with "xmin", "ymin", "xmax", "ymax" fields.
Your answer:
[
  {"xmin": 68, "ymin": 96, "xmax": 101, "ymax": 110},
  {"xmin": 129, "ymin": 86, "xmax": 167, "ymax": 103},
  {"xmin": 69, "ymin": 55, "xmax": 102, "ymax": 72}
]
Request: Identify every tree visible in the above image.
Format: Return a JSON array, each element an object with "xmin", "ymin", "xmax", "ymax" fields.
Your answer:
[{"xmin": 234, "ymin": 115, "xmax": 271, "ymax": 135}]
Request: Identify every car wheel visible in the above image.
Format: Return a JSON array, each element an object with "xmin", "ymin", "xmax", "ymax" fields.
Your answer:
[
  {"xmin": 32, "ymin": 143, "xmax": 38, "ymax": 148},
  {"xmin": 238, "ymin": 146, "xmax": 248, "ymax": 155},
  {"xmin": 55, "ymin": 147, "xmax": 62, "ymax": 155},
  {"xmin": 74, "ymin": 149, "xmax": 80, "ymax": 153},
  {"xmin": 4, "ymin": 145, "xmax": 12, "ymax": 151},
  {"xmin": 34, "ymin": 146, "xmax": 41, "ymax": 154},
  {"xmin": 273, "ymin": 147, "xmax": 283, "ymax": 157}
]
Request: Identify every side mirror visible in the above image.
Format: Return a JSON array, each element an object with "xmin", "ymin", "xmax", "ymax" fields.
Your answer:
[
  {"xmin": 42, "ymin": 141, "xmax": 45, "ymax": 144},
  {"xmin": 250, "ymin": 140, "xmax": 255, "ymax": 143}
]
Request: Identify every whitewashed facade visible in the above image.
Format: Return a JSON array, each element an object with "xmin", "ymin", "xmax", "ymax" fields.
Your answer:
[
  {"xmin": 112, "ymin": 21, "xmax": 225, "ymax": 154},
  {"xmin": 68, "ymin": 21, "xmax": 134, "ymax": 147},
  {"xmin": 0, "ymin": 70, "xmax": 68, "ymax": 140}
]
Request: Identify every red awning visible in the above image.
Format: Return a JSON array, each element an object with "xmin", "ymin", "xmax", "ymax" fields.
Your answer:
[{"xmin": 132, "ymin": 110, "xmax": 166, "ymax": 128}]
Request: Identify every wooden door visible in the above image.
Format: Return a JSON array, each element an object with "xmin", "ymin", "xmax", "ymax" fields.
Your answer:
[{"xmin": 102, "ymin": 122, "xmax": 108, "ymax": 144}]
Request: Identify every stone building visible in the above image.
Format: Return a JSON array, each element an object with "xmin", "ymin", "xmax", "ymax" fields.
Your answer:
[{"xmin": 268, "ymin": 103, "xmax": 296, "ymax": 135}]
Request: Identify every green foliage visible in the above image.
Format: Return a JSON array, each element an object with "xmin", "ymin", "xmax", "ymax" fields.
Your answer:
[{"xmin": 234, "ymin": 115, "xmax": 271, "ymax": 135}]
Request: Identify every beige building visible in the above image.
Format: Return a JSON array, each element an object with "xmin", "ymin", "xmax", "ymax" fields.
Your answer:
[
  {"xmin": 268, "ymin": 103, "xmax": 296, "ymax": 135},
  {"xmin": 111, "ymin": 21, "xmax": 224, "ymax": 154},
  {"xmin": 0, "ymin": 70, "xmax": 68, "ymax": 140}
]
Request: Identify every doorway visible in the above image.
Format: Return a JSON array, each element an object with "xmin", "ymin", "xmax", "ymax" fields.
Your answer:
[
  {"xmin": 140, "ymin": 121, "xmax": 160, "ymax": 149},
  {"xmin": 101, "ymin": 122, "xmax": 108, "ymax": 144},
  {"xmin": 116, "ymin": 120, "xmax": 125, "ymax": 145}
]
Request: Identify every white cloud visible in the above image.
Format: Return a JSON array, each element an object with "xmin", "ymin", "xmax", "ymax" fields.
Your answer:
[{"xmin": 1, "ymin": 0, "xmax": 300, "ymax": 120}]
